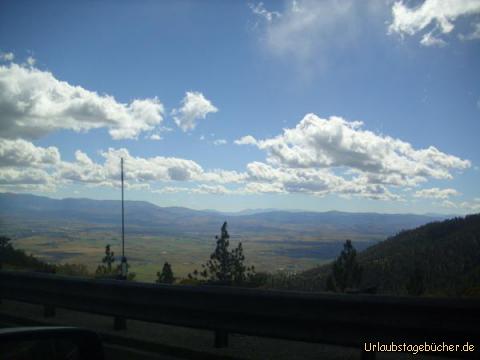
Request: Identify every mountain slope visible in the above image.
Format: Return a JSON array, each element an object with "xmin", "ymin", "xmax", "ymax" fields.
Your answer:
[{"xmin": 302, "ymin": 214, "xmax": 480, "ymax": 296}]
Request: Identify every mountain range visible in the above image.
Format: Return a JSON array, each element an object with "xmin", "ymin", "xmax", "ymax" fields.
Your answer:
[{"xmin": 0, "ymin": 192, "xmax": 451, "ymax": 242}]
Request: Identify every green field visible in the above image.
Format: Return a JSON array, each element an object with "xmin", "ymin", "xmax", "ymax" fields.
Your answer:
[
  {"xmin": 10, "ymin": 234, "xmax": 319, "ymax": 282},
  {"xmin": 1, "ymin": 214, "xmax": 380, "ymax": 282},
  {"xmin": 5, "ymin": 227, "xmax": 376, "ymax": 282}
]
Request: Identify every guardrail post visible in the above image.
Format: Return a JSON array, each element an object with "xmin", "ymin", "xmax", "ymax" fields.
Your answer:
[
  {"xmin": 114, "ymin": 316, "xmax": 127, "ymax": 330},
  {"xmin": 361, "ymin": 350, "xmax": 376, "ymax": 360},
  {"xmin": 43, "ymin": 305, "xmax": 56, "ymax": 318},
  {"xmin": 214, "ymin": 330, "xmax": 229, "ymax": 348}
]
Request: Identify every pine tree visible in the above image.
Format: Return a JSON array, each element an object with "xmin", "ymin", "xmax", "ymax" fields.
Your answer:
[
  {"xmin": 189, "ymin": 222, "xmax": 255, "ymax": 286},
  {"xmin": 95, "ymin": 244, "xmax": 116, "ymax": 276},
  {"xmin": 326, "ymin": 240, "xmax": 362, "ymax": 292},
  {"xmin": 103, "ymin": 244, "xmax": 115, "ymax": 272},
  {"xmin": 157, "ymin": 262, "xmax": 175, "ymax": 284},
  {"xmin": 406, "ymin": 264, "xmax": 425, "ymax": 296}
]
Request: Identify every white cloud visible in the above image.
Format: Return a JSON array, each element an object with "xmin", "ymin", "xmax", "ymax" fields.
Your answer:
[
  {"xmin": 235, "ymin": 113, "xmax": 470, "ymax": 201},
  {"xmin": 234, "ymin": 135, "xmax": 258, "ymax": 145},
  {"xmin": 0, "ymin": 138, "xmax": 60, "ymax": 167},
  {"xmin": 171, "ymin": 91, "xmax": 218, "ymax": 132},
  {"xmin": 259, "ymin": 0, "xmax": 354, "ymax": 61},
  {"xmin": 149, "ymin": 134, "xmax": 162, "ymax": 141},
  {"xmin": 414, "ymin": 187, "xmax": 460, "ymax": 199},
  {"xmin": 389, "ymin": 0, "xmax": 480, "ymax": 46},
  {"xmin": 153, "ymin": 184, "xmax": 233, "ymax": 195},
  {"xmin": 441, "ymin": 198, "xmax": 480, "ymax": 213},
  {"xmin": 459, "ymin": 22, "xmax": 480, "ymax": 40},
  {"xmin": 26, "ymin": 56, "xmax": 36, "ymax": 66},
  {"xmin": 234, "ymin": 109, "xmax": 473, "ymax": 202},
  {"xmin": 147, "ymin": 126, "xmax": 172, "ymax": 141},
  {"xmin": 193, "ymin": 184, "xmax": 232, "ymax": 195},
  {"xmin": 0, "ymin": 138, "xmax": 60, "ymax": 192},
  {"xmin": 242, "ymin": 182, "xmax": 286, "ymax": 194},
  {"xmin": 0, "ymin": 63, "xmax": 165, "ymax": 140},
  {"xmin": 0, "ymin": 167, "xmax": 52, "ymax": 185},
  {"xmin": 55, "ymin": 147, "xmax": 246, "ymax": 189},
  {"xmin": 249, "ymin": 0, "xmax": 386, "ymax": 68},
  {"xmin": 213, "ymin": 139, "xmax": 227, "ymax": 146},
  {"xmin": 0, "ymin": 101, "xmax": 472, "ymax": 204},
  {"xmin": 441, "ymin": 200, "xmax": 458, "ymax": 208},
  {"xmin": 243, "ymin": 160, "xmax": 400, "ymax": 200},
  {"xmin": 0, "ymin": 52, "xmax": 14, "ymax": 61},
  {"xmin": 198, "ymin": 169, "xmax": 247, "ymax": 184},
  {"xmin": 237, "ymin": 114, "xmax": 470, "ymax": 188},
  {"xmin": 59, "ymin": 150, "xmax": 107, "ymax": 184},
  {"xmin": 152, "ymin": 186, "xmax": 191, "ymax": 194},
  {"xmin": 249, "ymin": 2, "xmax": 281, "ymax": 22},
  {"xmin": 420, "ymin": 31, "xmax": 447, "ymax": 47}
]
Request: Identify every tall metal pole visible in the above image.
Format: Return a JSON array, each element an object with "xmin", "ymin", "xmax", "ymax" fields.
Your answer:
[{"xmin": 121, "ymin": 157, "xmax": 125, "ymax": 258}]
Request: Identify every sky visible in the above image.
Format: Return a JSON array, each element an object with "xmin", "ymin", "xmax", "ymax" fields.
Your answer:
[{"xmin": 0, "ymin": 0, "xmax": 479, "ymax": 214}]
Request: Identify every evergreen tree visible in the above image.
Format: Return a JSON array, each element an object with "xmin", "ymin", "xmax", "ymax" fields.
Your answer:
[
  {"xmin": 95, "ymin": 244, "xmax": 116, "ymax": 276},
  {"xmin": 189, "ymin": 222, "xmax": 255, "ymax": 286},
  {"xmin": 157, "ymin": 262, "xmax": 175, "ymax": 284},
  {"xmin": 406, "ymin": 264, "xmax": 425, "ymax": 296},
  {"xmin": 326, "ymin": 240, "xmax": 362, "ymax": 292}
]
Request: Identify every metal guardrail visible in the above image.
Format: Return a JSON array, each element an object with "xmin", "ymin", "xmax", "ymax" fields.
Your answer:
[{"xmin": 1, "ymin": 270, "xmax": 479, "ymax": 358}]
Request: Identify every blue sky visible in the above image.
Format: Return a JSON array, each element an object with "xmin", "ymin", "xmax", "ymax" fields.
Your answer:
[{"xmin": 0, "ymin": 0, "xmax": 479, "ymax": 214}]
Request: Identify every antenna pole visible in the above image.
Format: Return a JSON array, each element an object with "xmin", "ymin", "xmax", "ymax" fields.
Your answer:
[{"xmin": 121, "ymin": 157, "xmax": 125, "ymax": 258}]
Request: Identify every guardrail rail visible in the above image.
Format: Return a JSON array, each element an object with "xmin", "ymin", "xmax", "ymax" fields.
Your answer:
[{"xmin": 1, "ymin": 270, "xmax": 479, "ymax": 359}]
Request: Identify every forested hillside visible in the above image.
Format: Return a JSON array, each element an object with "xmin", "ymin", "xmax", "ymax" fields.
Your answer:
[{"xmin": 302, "ymin": 214, "xmax": 480, "ymax": 296}]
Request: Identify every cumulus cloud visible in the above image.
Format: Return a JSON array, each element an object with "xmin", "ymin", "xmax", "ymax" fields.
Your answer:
[
  {"xmin": 55, "ymin": 147, "xmax": 246, "ymax": 189},
  {"xmin": 236, "ymin": 114, "xmax": 470, "ymax": 189},
  {"xmin": 0, "ymin": 63, "xmax": 165, "ymax": 140},
  {"xmin": 0, "ymin": 138, "xmax": 60, "ymax": 167},
  {"xmin": 0, "ymin": 52, "xmax": 14, "ymax": 61},
  {"xmin": 0, "ymin": 105, "xmax": 472, "ymax": 204},
  {"xmin": 0, "ymin": 138, "xmax": 60, "ymax": 192},
  {"xmin": 389, "ymin": 0, "xmax": 480, "ymax": 46},
  {"xmin": 242, "ymin": 182, "xmax": 286, "ymax": 194},
  {"xmin": 234, "ymin": 113, "xmax": 470, "ymax": 201},
  {"xmin": 234, "ymin": 135, "xmax": 258, "ymax": 145},
  {"xmin": 59, "ymin": 150, "xmax": 107, "ymax": 184},
  {"xmin": 0, "ymin": 140, "xmax": 221, "ymax": 191},
  {"xmin": 414, "ymin": 187, "xmax": 460, "ymax": 199},
  {"xmin": 243, "ymin": 160, "xmax": 400, "ymax": 200},
  {"xmin": 0, "ymin": 168, "xmax": 52, "ymax": 185},
  {"xmin": 171, "ymin": 91, "xmax": 218, "ymax": 132},
  {"xmin": 149, "ymin": 134, "xmax": 162, "ymax": 141}
]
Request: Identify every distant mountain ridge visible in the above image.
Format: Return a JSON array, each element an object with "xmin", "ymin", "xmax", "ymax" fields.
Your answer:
[{"xmin": 0, "ymin": 192, "xmax": 450, "ymax": 241}]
